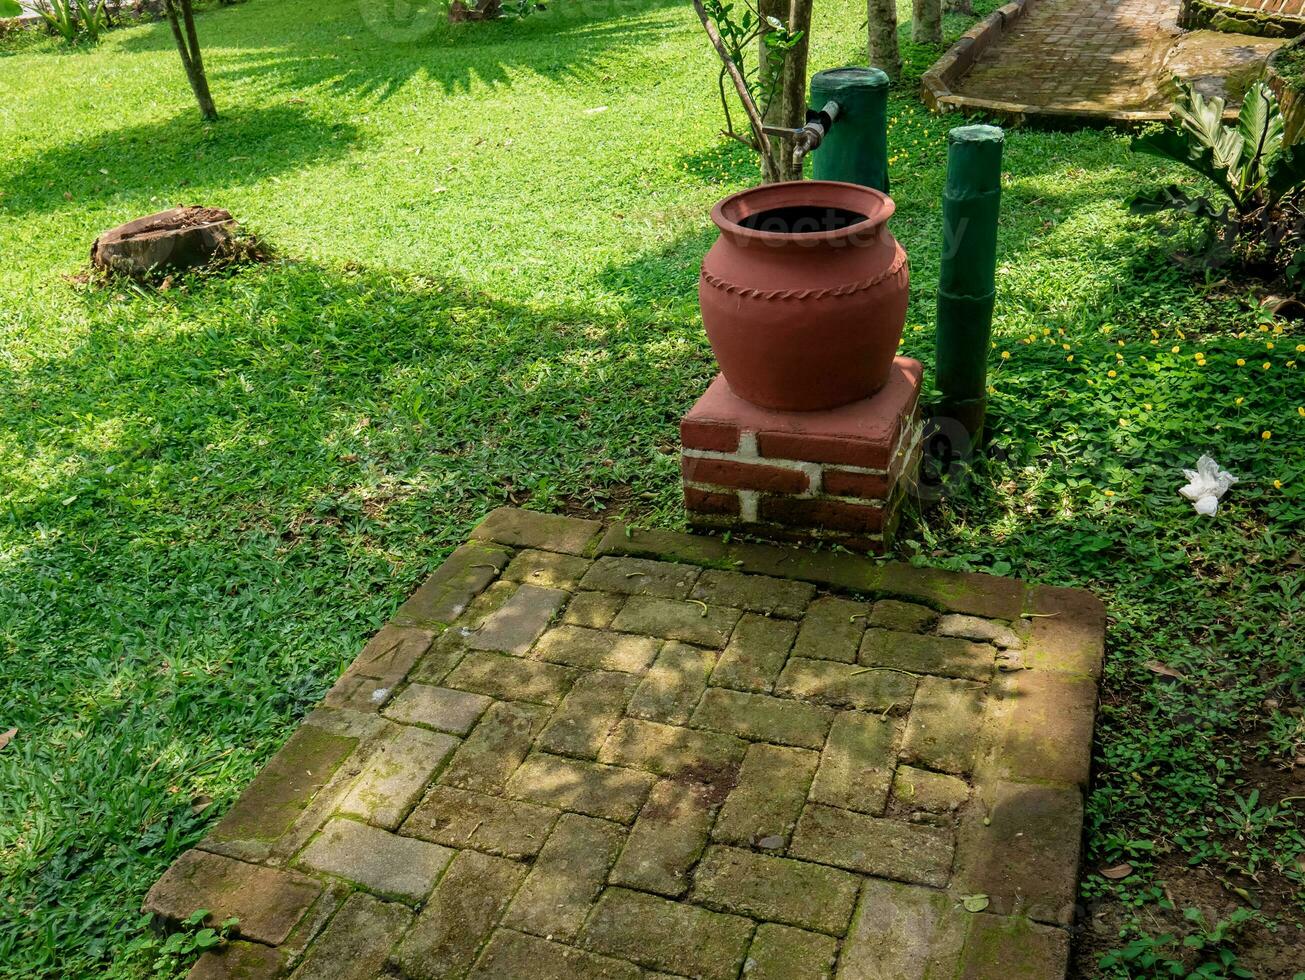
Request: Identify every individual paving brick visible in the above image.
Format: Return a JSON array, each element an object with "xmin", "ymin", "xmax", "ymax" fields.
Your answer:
[
  {"xmin": 290, "ymin": 891, "xmax": 413, "ymax": 980},
  {"xmin": 609, "ymin": 778, "xmax": 717, "ymax": 896},
  {"xmin": 472, "ymin": 506, "xmax": 601, "ymax": 555},
  {"xmin": 323, "ymin": 671, "xmax": 395, "ymax": 713},
  {"xmin": 392, "ymin": 542, "xmax": 512, "ymax": 627},
  {"xmin": 958, "ymin": 912, "xmax": 1071, "ymax": 978},
  {"xmin": 690, "ymin": 845, "xmax": 859, "ymax": 935},
  {"xmin": 207, "ymin": 725, "xmax": 357, "ymax": 845},
  {"xmin": 187, "ymin": 940, "xmax": 284, "ymax": 980},
  {"xmin": 382, "ymin": 684, "xmax": 491, "ymax": 735},
  {"xmin": 978, "ymin": 670, "xmax": 1096, "ymax": 788},
  {"xmin": 789, "ymin": 803, "xmax": 955, "ymax": 887},
  {"xmin": 344, "ymin": 624, "xmax": 436, "ymax": 687},
  {"xmin": 858, "ymin": 629, "xmax": 995, "ymax": 682},
  {"xmin": 900, "ymin": 676, "xmax": 987, "ymax": 776},
  {"xmin": 502, "ymin": 813, "xmax": 626, "ymax": 940},
  {"xmin": 504, "ymin": 548, "xmax": 593, "ymax": 590},
  {"xmin": 837, "ymin": 877, "xmax": 968, "ymax": 978},
  {"xmin": 297, "ymin": 817, "xmax": 453, "ymax": 901},
  {"xmin": 952, "ymin": 780, "xmax": 1082, "ymax": 926},
  {"xmin": 143, "ymin": 849, "xmax": 321, "ymax": 945},
  {"xmin": 469, "ymin": 929, "xmax": 642, "ymax": 980},
  {"xmin": 713, "ymin": 742, "xmax": 817, "ymax": 848},
  {"xmin": 611, "ymin": 596, "xmax": 741, "ymax": 648},
  {"xmin": 709, "ymin": 614, "xmax": 798, "ymax": 693},
  {"xmin": 444, "ymin": 651, "xmax": 577, "ymax": 705},
  {"xmin": 790, "ymin": 596, "xmax": 867, "ymax": 664},
  {"xmin": 1024, "ymin": 583, "xmax": 1106, "ymax": 679},
  {"xmin": 580, "ymin": 887, "xmax": 753, "ymax": 980},
  {"xmin": 809, "ymin": 711, "xmax": 900, "ymax": 815},
  {"xmin": 867, "ymin": 598, "xmax": 939, "ymax": 632},
  {"xmin": 689, "ymin": 569, "xmax": 815, "ymax": 619},
  {"xmin": 464, "ymin": 584, "xmax": 567, "ymax": 656},
  {"xmin": 936, "ymin": 613, "xmax": 1024, "ymax": 649},
  {"xmin": 744, "ymin": 923, "xmax": 837, "ymax": 980},
  {"xmin": 403, "ymin": 785, "xmax": 558, "ymax": 859},
  {"xmin": 539, "ymin": 670, "xmax": 638, "ymax": 758},
  {"xmin": 599, "ymin": 718, "xmax": 745, "ymax": 781},
  {"xmin": 774, "ymin": 657, "xmax": 917, "ymax": 712},
  {"xmin": 337, "ymin": 724, "xmax": 458, "ymax": 828},
  {"xmin": 440, "ymin": 700, "xmax": 549, "ymax": 794},
  {"xmin": 506, "ymin": 752, "xmax": 656, "ymax": 823},
  {"xmin": 392, "ymin": 849, "xmax": 527, "ymax": 980},
  {"xmin": 889, "ymin": 764, "xmax": 970, "ymax": 816},
  {"xmin": 533, "ymin": 625, "xmax": 661, "ymax": 673},
  {"xmin": 578, "ymin": 556, "xmax": 701, "ymax": 598},
  {"xmin": 627, "ymin": 642, "xmax": 716, "ymax": 725},
  {"xmin": 562, "ymin": 591, "xmax": 625, "ymax": 629},
  {"xmin": 407, "ymin": 631, "xmax": 471, "ymax": 687},
  {"xmin": 693, "ymin": 688, "xmax": 833, "ymax": 750}
]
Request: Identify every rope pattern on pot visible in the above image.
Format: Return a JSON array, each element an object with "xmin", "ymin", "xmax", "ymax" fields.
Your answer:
[{"xmin": 700, "ymin": 249, "xmax": 908, "ymax": 301}]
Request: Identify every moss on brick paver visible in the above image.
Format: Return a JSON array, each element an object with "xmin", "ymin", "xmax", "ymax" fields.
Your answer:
[{"xmin": 144, "ymin": 509, "xmax": 1104, "ymax": 978}]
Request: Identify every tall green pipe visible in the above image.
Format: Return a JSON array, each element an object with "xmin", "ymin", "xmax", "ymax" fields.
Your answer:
[
  {"xmin": 808, "ymin": 67, "xmax": 890, "ymax": 192},
  {"xmin": 935, "ymin": 124, "xmax": 1004, "ymax": 440}
]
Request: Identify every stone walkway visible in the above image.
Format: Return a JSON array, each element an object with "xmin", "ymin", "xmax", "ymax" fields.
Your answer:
[
  {"xmin": 145, "ymin": 509, "xmax": 1105, "ymax": 980},
  {"xmin": 947, "ymin": 0, "xmax": 1284, "ymax": 120}
]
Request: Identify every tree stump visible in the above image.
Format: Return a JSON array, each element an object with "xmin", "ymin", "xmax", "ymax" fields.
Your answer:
[{"xmin": 91, "ymin": 206, "xmax": 236, "ymax": 279}]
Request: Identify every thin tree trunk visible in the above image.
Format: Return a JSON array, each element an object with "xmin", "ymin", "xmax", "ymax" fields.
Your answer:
[
  {"xmin": 913, "ymin": 0, "xmax": 941, "ymax": 44},
  {"xmin": 777, "ymin": 0, "xmax": 812, "ymax": 181},
  {"xmin": 867, "ymin": 0, "xmax": 901, "ymax": 82},
  {"xmin": 165, "ymin": 0, "xmax": 217, "ymax": 121},
  {"xmin": 756, "ymin": 0, "xmax": 812, "ymax": 181}
]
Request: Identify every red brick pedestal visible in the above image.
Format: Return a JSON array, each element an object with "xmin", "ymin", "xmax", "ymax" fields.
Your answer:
[{"xmin": 681, "ymin": 358, "xmax": 923, "ymax": 554}]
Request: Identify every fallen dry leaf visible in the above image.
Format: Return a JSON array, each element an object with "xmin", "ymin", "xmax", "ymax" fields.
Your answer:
[
  {"xmin": 1099, "ymin": 862, "xmax": 1134, "ymax": 880},
  {"xmin": 1144, "ymin": 660, "xmax": 1186, "ymax": 681},
  {"xmin": 0, "ymin": 728, "xmax": 15, "ymax": 751}
]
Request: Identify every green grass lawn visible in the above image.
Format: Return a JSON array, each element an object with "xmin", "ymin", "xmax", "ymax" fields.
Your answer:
[{"xmin": 1, "ymin": 0, "xmax": 1303, "ymax": 975}]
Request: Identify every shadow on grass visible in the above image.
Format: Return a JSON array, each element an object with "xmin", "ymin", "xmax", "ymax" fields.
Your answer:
[
  {"xmin": 116, "ymin": 0, "xmax": 686, "ymax": 99},
  {"xmin": 0, "ymin": 105, "xmax": 359, "ymax": 217}
]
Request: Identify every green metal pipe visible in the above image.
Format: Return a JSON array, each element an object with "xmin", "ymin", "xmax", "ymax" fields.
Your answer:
[
  {"xmin": 808, "ymin": 67, "xmax": 890, "ymax": 192},
  {"xmin": 935, "ymin": 123, "xmax": 1004, "ymax": 440}
]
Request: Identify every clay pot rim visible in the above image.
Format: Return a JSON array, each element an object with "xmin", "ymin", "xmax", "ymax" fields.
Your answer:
[{"xmin": 710, "ymin": 180, "xmax": 895, "ymax": 245}]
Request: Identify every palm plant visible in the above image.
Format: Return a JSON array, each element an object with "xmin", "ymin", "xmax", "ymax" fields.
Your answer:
[{"xmin": 1131, "ymin": 79, "xmax": 1305, "ymax": 275}]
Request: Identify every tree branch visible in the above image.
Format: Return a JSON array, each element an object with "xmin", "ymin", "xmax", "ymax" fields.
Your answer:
[{"xmin": 692, "ymin": 0, "xmax": 771, "ymax": 161}]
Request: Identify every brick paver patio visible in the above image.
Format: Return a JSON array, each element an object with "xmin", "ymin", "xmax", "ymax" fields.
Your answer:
[
  {"xmin": 952, "ymin": 0, "xmax": 1282, "ymax": 117},
  {"xmin": 145, "ymin": 508, "xmax": 1105, "ymax": 979}
]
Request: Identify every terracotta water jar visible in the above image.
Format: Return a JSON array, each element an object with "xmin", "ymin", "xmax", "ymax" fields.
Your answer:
[{"xmin": 699, "ymin": 180, "xmax": 909, "ymax": 412}]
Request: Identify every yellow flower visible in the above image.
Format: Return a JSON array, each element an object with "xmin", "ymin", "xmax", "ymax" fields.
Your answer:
[
  {"xmin": 1195, "ymin": 352, "xmax": 1205, "ymax": 359},
  {"xmin": 1043, "ymin": 328, "xmax": 1051, "ymax": 336},
  {"xmin": 1259, "ymin": 324, "xmax": 1270, "ymax": 332},
  {"xmin": 1104, "ymin": 490, "xmax": 1115, "ymax": 497},
  {"xmin": 1144, "ymin": 403, "xmax": 1153, "ymax": 411},
  {"xmin": 1001, "ymin": 351, "xmax": 1011, "ymax": 360},
  {"xmin": 1296, "ymin": 344, "xmax": 1305, "ymax": 352},
  {"xmin": 1274, "ymin": 480, "xmax": 1283, "ymax": 489},
  {"xmin": 1263, "ymin": 361, "xmax": 1272, "ymax": 370},
  {"xmin": 1066, "ymin": 355, "xmax": 1074, "ymax": 362},
  {"xmin": 1263, "ymin": 430, "xmax": 1272, "ymax": 439},
  {"xmin": 1107, "ymin": 370, "xmax": 1117, "ymax": 378},
  {"xmin": 1062, "ymin": 343, "xmax": 1071, "ymax": 350},
  {"xmin": 1298, "ymin": 406, "xmax": 1305, "ymax": 416},
  {"xmin": 1267, "ymin": 342, "xmax": 1275, "ymax": 350},
  {"xmin": 1236, "ymin": 397, "xmax": 1245, "ymax": 405},
  {"xmin": 1172, "ymin": 346, "xmax": 1181, "ymax": 353},
  {"xmin": 1237, "ymin": 358, "xmax": 1246, "ymax": 366}
]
